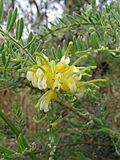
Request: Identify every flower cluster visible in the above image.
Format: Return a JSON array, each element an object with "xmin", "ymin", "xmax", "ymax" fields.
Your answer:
[
  {"xmin": 26, "ymin": 52, "xmax": 84, "ymax": 112},
  {"xmin": 27, "ymin": 54, "xmax": 82, "ymax": 92},
  {"xmin": 25, "ymin": 42, "xmax": 105, "ymax": 112}
]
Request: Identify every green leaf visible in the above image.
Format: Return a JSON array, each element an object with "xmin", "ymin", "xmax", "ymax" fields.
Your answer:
[
  {"xmin": 16, "ymin": 134, "xmax": 26, "ymax": 152},
  {"xmin": 90, "ymin": 32, "xmax": 98, "ymax": 49},
  {"xmin": 16, "ymin": 18, "xmax": 24, "ymax": 40},
  {"xmin": 57, "ymin": 45, "xmax": 62, "ymax": 59},
  {"xmin": 7, "ymin": 8, "xmax": 17, "ymax": 32},
  {"xmin": 16, "ymin": 140, "xmax": 23, "ymax": 152},
  {"xmin": 25, "ymin": 36, "xmax": 36, "ymax": 49},
  {"xmin": 78, "ymin": 36, "xmax": 84, "ymax": 50},
  {"xmin": 0, "ymin": 146, "xmax": 15, "ymax": 155},
  {"xmin": 69, "ymin": 120, "xmax": 80, "ymax": 127},
  {"xmin": 0, "ymin": 110, "xmax": 20, "ymax": 136},
  {"xmin": 17, "ymin": 18, "xmax": 24, "ymax": 40},
  {"xmin": 34, "ymin": 40, "xmax": 43, "ymax": 52},
  {"xmin": 97, "ymin": 128, "xmax": 113, "ymax": 134},
  {"xmin": 89, "ymin": 16, "xmax": 95, "ymax": 24},
  {"xmin": 16, "ymin": 19, "xmax": 20, "ymax": 40},
  {"xmin": 75, "ymin": 36, "xmax": 81, "ymax": 51},
  {"xmin": 0, "ymin": 0, "xmax": 3, "ymax": 21},
  {"xmin": 6, "ymin": 8, "xmax": 13, "ymax": 30},
  {"xmin": 30, "ymin": 42, "xmax": 36, "ymax": 54},
  {"xmin": 5, "ymin": 55, "xmax": 11, "ymax": 68},
  {"xmin": 2, "ymin": 51, "xmax": 6, "ymax": 66},
  {"xmin": 51, "ymin": 47, "xmax": 56, "ymax": 59},
  {"xmin": 93, "ymin": 118, "xmax": 103, "ymax": 126},
  {"xmin": 62, "ymin": 40, "xmax": 67, "ymax": 53},
  {"xmin": 27, "ymin": 31, "xmax": 33, "ymax": 43},
  {"xmin": 0, "ymin": 110, "xmax": 36, "ymax": 160}
]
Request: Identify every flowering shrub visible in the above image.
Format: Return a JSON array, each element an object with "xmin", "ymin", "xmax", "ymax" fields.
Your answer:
[
  {"xmin": 0, "ymin": 0, "xmax": 120, "ymax": 160},
  {"xmin": 23, "ymin": 42, "xmax": 105, "ymax": 112}
]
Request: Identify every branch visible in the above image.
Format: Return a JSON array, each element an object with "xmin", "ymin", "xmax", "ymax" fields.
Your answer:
[
  {"xmin": 38, "ymin": 22, "xmax": 101, "ymax": 39},
  {"xmin": 55, "ymin": 98, "xmax": 100, "ymax": 128},
  {"xmin": 75, "ymin": 48, "xmax": 120, "ymax": 55},
  {"xmin": 55, "ymin": 98, "xmax": 90, "ymax": 121},
  {"xmin": 32, "ymin": 0, "xmax": 40, "ymax": 16}
]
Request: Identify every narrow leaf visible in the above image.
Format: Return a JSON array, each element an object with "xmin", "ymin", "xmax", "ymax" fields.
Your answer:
[
  {"xmin": 8, "ymin": 8, "xmax": 17, "ymax": 32},
  {"xmin": 24, "ymin": 36, "xmax": 36, "ymax": 49},
  {"xmin": 2, "ymin": 51, "xmax": 6, "ymax": 66},
  {"xmin": 0, "ymin": 0, "xmax": 3, "ymax": 21},
  {"xmin": 18, "ymin": 18, "xmax": 24, "ymax": 40},
  {"xmin": 5, "ymin": 55, "xmax": 11, "ymax": 68},
  {"xmin": 6, "ymin": 8, "xmax": 13, "ymax": 30},
  {"xmin": 16, "ymin": 19, "xmax": 20, "ymax": 40},
  {"xmin": 57, "ymin": 45, "xmax": 62, "ymax": 59},
  {"xmin": 97, "ymin": 128, "xmax": 113, "ymax": 134},
  {"xmin": 0, "ymin": 110, "xmax": 20, "ymax": 136},
  {"xmin": 93, "ymin": 118, "xmax": 103, "ymax": 126},
  {"xmin": 0, "ymin": 146, "xmax": 15, "ymax": 154},
  {"xmin": 16, "ymin": 18, "xmax": 24, "ymax": 40},
  {"xmin": 27, "ymin": 31, "xmax": 33, "ymax": 43},
  {"xmin": 0, "ymin": 110, "xmax": 36, "ymax": 160}
]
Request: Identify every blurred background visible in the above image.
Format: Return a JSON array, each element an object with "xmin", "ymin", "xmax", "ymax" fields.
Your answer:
[{"xmin": 3, "ymin": 0, "xmax": 115, "ymax": 31}]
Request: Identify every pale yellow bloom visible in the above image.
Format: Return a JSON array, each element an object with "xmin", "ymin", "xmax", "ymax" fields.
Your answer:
[
  {"xmin": 63, "ymin": 65, "xmax": 76, "ymax": 78},
  {"xmin": 26, "ymin": 69, "xmax": 38, "ymax": 87},
  {"xmin": 61, "ymin": 77, "xmax": 77, "ymax": 92},
  {"xmin": 26, "ymin": 53, "xmax": 89, "ymax": 112},
  {"xmin": 25, "ymin": 51, "xmax": 104, "ymax": 112},
  {"xmin": 26, "ymin": 54, "xmax": 82, "ymax": 94},
  {"xmin": 56, "ymin": 62, "xmax": 67, "ymax": 73},
  {"xmin": 60, "ymin": 55, "xmax": 70, "ymax": 64},
  {"xmin": 36, "ymin": 53, "xmax": 49, "ymax": 66},
  {"xmin": 52, "ymin": 73, "xmax": 62, "ymax": 90},
  {"xmin": 38, "ymin": 75, "xmax": 47, "ymax": 90},
  {"xmin": 35, "ymin": 90, "xmax": 57, "ymax": 112}
]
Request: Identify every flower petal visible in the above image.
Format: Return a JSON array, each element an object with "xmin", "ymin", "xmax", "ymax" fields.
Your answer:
[
  {"xmin": 38, "ymin": 90, "xmax": 57, "ymax": 112},
  {"xmin": 60, "ymin": 56, "xmax": 70, "ymax": 64},
  {"xmin": 38, "ymin": 76, "xmax": 47, "ymax": 90},
  {"xmin": 27, "ymin": 71, "xmax": 33, "ymax": 81}
]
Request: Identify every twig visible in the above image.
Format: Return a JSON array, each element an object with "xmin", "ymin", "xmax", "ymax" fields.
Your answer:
[
  {"xmin": 55, "ymin": 98, "xmax": 90, "ymax": 121},
  {"xmin": 32, "ymin": 0, "xmax": 40, "ymax": 16},
  {"xmin": 55, "ymin": 98, "xmax": 99, "ymax": 128}
]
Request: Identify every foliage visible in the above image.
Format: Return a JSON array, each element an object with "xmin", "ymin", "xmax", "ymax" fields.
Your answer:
[{"xmin": 0, "ymin": 0, "xmax": 120, "ymax": 159}]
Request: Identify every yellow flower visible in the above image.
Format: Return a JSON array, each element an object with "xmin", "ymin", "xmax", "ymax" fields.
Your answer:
[
  {"xmin": 51, "ymin": 122, "xmax": 57, "ymax": 127},
  {"xmin": 49, "ymin": 60, "xmax": 56, "ymax": 73},
  {"xmin": 26, "ymin": 53, "xmax": 91, "ymax": 112},
  {"xmin": 61, "ymin": 77, "xmax": 77, "ymax": 93},
  {"xmin": 60, "ymin": 55, "xmax": 70, "ymax": 64},
  {"xmin": 63, "ymin": 65, "xmax": 76, "ymax": 77},
  {"xmin": 36, "ymin": 53, "xmax": 49, "ymax": 66},
  {"xmin": 55, "ymin": 55, "xmax": 70, "ymax": 73},
  {"xmin": 26, "ymin": 54, "xmax": 82, "ymax": 94},
  {"xmin": 24, "ymin": 44, "xmax": 105, "ymax": 112},
  {"xmin": 52, "ymin": 73, "xmax": 62, "ymax": 90},
  {"xmin": 46, "ymin": 73, "xmax": 55, "ymax": 88},
  {"xmin": 35, "ymin": 90, "xmax": 57, "ymax": 112},
  {"xmin": 26, "ymin": 68, "xmax": 38, "ymax": 87},
  {"xmin": 38, "ymin": 75, "xmax": 47, "ymax": 90},
  {"xmin": 56, "ymin": 62, "xmax": 67, "ymax": 73}
]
